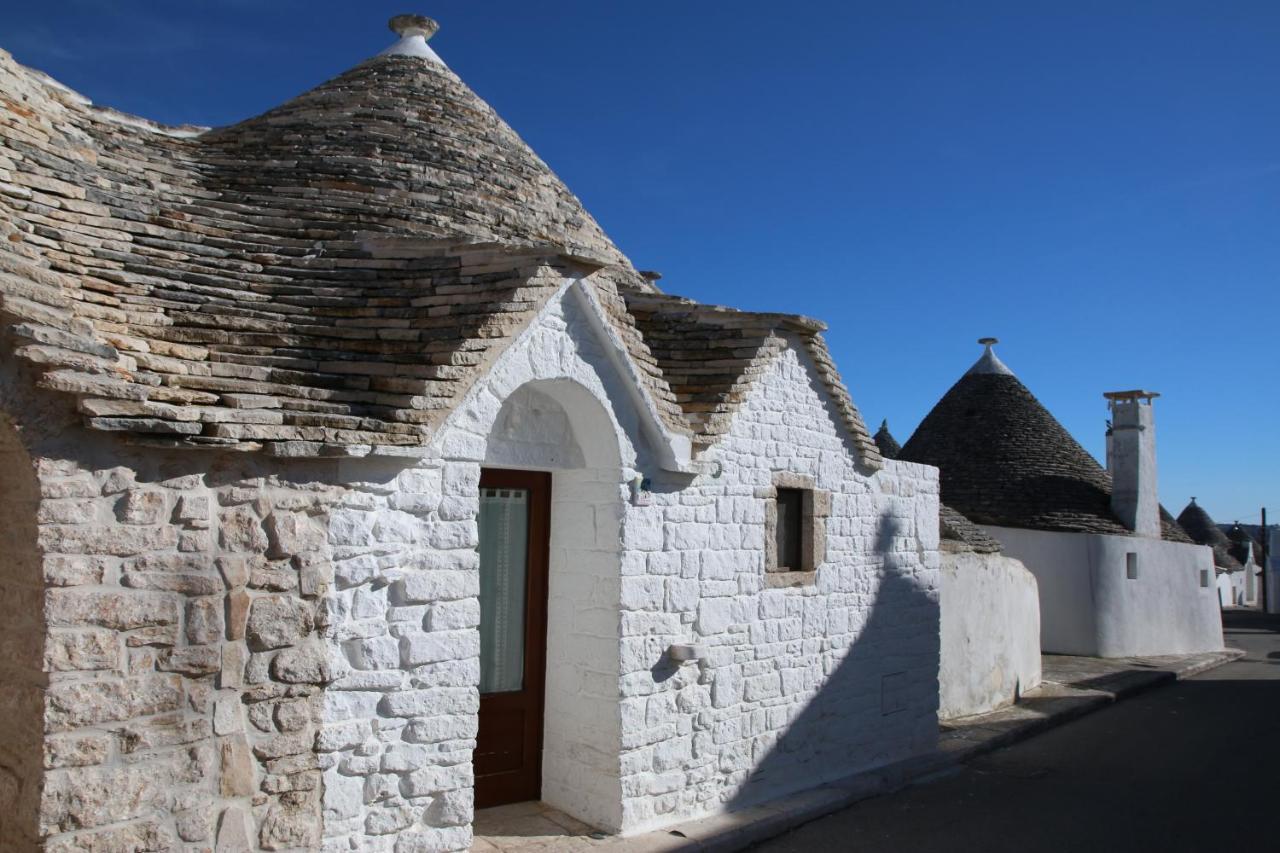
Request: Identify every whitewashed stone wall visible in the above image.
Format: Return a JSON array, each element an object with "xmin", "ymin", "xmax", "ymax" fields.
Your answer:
[
  {"xmin": 2, "ymin": 277, "xmax": 941, "ymax": 851},
  {"xmin": 317, "ymin": 281, "xmax": 642, "ymax": 851},
  {"xmin": 317, "ymin": 281, "xmax": 941, "ymax": 846},
  {"xmin": 612, "ymin": 346, "xmax": 940, "ymax": 832}
]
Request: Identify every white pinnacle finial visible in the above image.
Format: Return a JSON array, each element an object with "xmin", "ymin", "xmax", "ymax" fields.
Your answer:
[
  {"xmin": 966, "ymin": 337, "xmax": 1014, "ymax": 376},
  {"xmin": 379, "ymin": 14, "xmax": 446, "ymax": 64}
]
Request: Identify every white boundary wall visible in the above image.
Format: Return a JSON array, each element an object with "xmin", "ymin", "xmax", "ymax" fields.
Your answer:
[
  {"xmin": 938, "ymin": 551, "xmax": 1040, "ymax": 719},
  {"xmin": 984, "ymin": 525, "xmax": 1223, "ymax": 658}
]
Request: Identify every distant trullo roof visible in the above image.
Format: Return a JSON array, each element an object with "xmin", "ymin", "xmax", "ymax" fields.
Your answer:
[
  {"xmin": 0, "ymin": 15, "xmax": 883, "ymax": 466},
  {"xmin": 1176, "ymin": 499, "xmax": 1241, "ymax": 570},
  {"xmin": 873, "ymin": 419, "xmax": 901, "ymax": 459},
  {"xmin": 899, "ymin": 340, "xmax": 1191, "ymax": 542},
  {"xmin": 1226, "ymin": 522, "xmax": 1260, "ymax": 566}
]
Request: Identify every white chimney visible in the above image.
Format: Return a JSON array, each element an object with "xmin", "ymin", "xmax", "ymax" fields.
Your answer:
[{"xmin": 1104, "ymin": 390, "xmax": 1161, "ymax": 538}]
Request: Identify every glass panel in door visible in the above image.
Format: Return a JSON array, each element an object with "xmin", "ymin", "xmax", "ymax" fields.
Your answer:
[{"xmin": 478, "ymin": 486, "xmax": 529, "ymax": 694}]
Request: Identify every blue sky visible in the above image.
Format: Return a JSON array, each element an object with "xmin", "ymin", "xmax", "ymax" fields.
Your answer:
[{"xmin": 5, "ymin": 1, "xmax": 1277, "ymax": 524}]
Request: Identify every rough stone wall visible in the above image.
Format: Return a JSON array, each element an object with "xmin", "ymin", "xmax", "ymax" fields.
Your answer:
[
  {"xmin": 613, "ymin": 344, "xmax": 940, "ymax": 832},
  {"xmin": 0, "ymin": 413, "xmax": 44, "ymax": 850},
  {"xmin": 1, "ymin": 360, "xmax": 355, "ymax": 853}
]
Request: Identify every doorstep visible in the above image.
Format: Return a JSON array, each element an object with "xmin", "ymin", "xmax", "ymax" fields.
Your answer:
[{"xmin": 471, "ymin": 647, "xmax": 1244, "ymax": 852}]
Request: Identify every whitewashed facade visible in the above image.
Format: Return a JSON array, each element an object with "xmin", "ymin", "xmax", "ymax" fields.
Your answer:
[{"xmin": 0, "ymin": 17, "xmax": 945, "ymax": 845}]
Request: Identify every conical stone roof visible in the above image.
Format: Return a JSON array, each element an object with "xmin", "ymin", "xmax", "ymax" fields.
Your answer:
[
  {"xmin": 900, "ymin": 341, "xmax": 1191, "ymax": 541},
  {"xmin": 1226, "ymin": 522, "xmax": 1259, "ymax": 566},
  {"xmin": 1176, "ymin": 500, "xmax": 1241, "ymax": 570},
  {"xmin": 873, "ymin": 419, "xmax": 901, "ymax": 459},
  {"xmin": 0, "ymin": 16, "xmax": 884, "ymax": 466},
  {"xmin": 200, "ymin": 47, "xmax": 635, "ymax": 269}
]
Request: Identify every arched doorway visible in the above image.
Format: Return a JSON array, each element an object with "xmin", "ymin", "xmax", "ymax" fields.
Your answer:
[{"xmin": 475, "ymin": 379, "xmax": 626, "ymax": 831}]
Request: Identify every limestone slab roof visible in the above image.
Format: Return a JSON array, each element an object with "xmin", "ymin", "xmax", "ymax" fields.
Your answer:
[
  {"xmin": 899, "ymin": 345, "xmax": 1192, "ymax": 543},
  {"xmin": 939, "ymin": 504, "xmax": 1004, "ymax": 554},
  {"xmin": 1176, "ymin": 500, "xmax": 1241, "ymax": 570},
  {"xmin": 623, "ymin": 291, "xmax": 881, "ymax": 467},
  {"xmin": 0, "ymin": 23, "xmax": 880, "ymax": 468}
]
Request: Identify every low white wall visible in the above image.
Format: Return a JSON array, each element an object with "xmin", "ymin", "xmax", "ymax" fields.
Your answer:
[
  {"xmin": 938, "ymin": 550, "xmax": 1041, "ymax": 719},
  {"xmin": 985, "ymin": 526, "xmax": 1223, "ymax": 658},
  {"xmin": 1216, "ymin": 571, "xmax": 1240, "ymax": 608}
]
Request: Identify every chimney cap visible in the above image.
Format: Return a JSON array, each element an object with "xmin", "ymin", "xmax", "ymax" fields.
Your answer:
[
  {"xmin": 388, "ymin": 14, "xmax": 439, "ymax": 39},
  {"xmin": 965, "ymin": 337, "xmax": 1014, "ymax": 376},
  {"xmin": 380, "ymin": 14, "xmax": 445, "ymax": 63},
  {"xmin": 1104, "ymin": 389, "xmax": 1160, "ymax": 403}
]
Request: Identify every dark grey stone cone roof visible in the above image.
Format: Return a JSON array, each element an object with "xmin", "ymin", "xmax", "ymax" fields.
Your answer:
[
  {"xmin": 900, "ymin": 345, "xmax": 1191, "ymax": 542},
  {"xmin": 1176, "ymin": 500, "xmax": 1242, "ymax": 569}
]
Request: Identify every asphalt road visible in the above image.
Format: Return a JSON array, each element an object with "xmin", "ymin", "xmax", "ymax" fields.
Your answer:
[{"xmin": 753, "ymin": 609, "xmax": 1280, "ymax": 853}]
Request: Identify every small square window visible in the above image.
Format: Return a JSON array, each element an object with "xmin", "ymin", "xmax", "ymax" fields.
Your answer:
[
  {"xmin": 775, "ymin": 488, "xmax": 804, "ymax": 572},
  {"xmin": 1200, "ymin": 569, "xmax": 1210, "ymax": 588},
  {"xmin": 1125, "ymin": 552, "xmax": 1138, "ymax": 579},
  {"xmin": 764, "ymin": 476, "xmax": 827, "ymax": 586}
]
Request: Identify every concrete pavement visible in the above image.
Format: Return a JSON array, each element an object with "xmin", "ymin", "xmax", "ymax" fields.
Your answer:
[{"xmin": 751, "ymin": 609, "xmax": 1280, "ymax": 852}]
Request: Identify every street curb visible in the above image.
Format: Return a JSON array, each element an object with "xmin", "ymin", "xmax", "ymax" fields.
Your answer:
[{"xmin": 605, "ymin": 648, "xmax": 1244, "ymax": 852}]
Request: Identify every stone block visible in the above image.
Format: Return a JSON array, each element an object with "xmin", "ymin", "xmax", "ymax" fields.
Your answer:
[
  {"xmin": 400, "ymin": 630, "xmax": 479, "ymax": 667},
  {"xmin": 39, "ymin": 522, "xmax": 177, "ymax": 556},
  {"xmin": 379, "ymin": 687, "xmax": 478, "ymax": 718},
  {"xmin": 365, "ymin": 805, "xmax": 416, "ymax": 836},
  {"xmin": 265, "ymin": 511, "xmax": 325, "ymax": 559},
  {"xmin": 157, "ymin": 645, "xmax": 221, "ymax": 676},
  {"xmin": 117, "ymin": 489, "xmax": 168, "ymax": 525},
  {"xmin": 45, "ymin": 820, "xmax": 173, "ymax": 853},
  {"xmin": 259, "ymin": 793, "xmax": 321, "ymax": 851},
  {"xmin": 44, "ymin": 628, "xmax": 119, "ymax": 672},
  {"xmin": 186, "ymin": 596, "xmax": 225, "ymax": 645},
  {"xmin": 271, "ymin": 640, "xmax": 335, "ymax": 684},
  {"xmin": 274, "ymin": 699, "xmax": 312, "ymax": 733},
  {"xmin": 392, "ymin": 571, "xmax": 477, "ymax": 604},
  {"xmin": 696, "ymin": 597, "xmax": 735, "ymax": 635},
  {"xmin": 41, "ymin": 762, "xmax": 169, "ymax": 833},
  {"xmin": 176, "ymin": 493, "xmax": 211, "ymax": 528},
  {"xmin": 348, "ymin": 635, "xmax": 400, "ymax": 670},
  {"xmin": 45, "ymin": 674, "xmax": 181, "ymax": 732},
  {"xmin": 220, "ymin": 643, "xmax": 247, "ymax": 689},
  {"xmin": 217, "ymin": 555, "xmax": 250, "ymax": 588},
  {"xmin": 43, "ymin": 555, "xmax": 109, "ymax": 587},
  {"xmin": 43, "ymin": 733, "xmax": 110, "ymax": 769},
  {"xmin": 46, "ymin": 589, "xmax": 179, "ymax": 631},
  {"xmin": 226, "ymin": 588, "xmax": 251, "ymax": 640},
  {"xmin": 219, "ymin": 505, "xmax": 267, "ymax": 552},
  {"xmin": 246, "ymin": 595, "xmax": 313, "ymax": 651},
  {"xmin": 219, "ymin": 736, "xmax": 255, "ymax": 798},
  {"xmin": 215, "ymin": 806, "xmax": 253, "ymax": 853},
  {"xmin": 213, "ymin": 695, "xmax": 242, "ymax": 736}
]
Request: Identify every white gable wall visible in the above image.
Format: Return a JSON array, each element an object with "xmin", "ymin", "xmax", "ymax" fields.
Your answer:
[
  {"xmin": 613, "ymin": 342, "xmax": 941, "ymax": 832},
  {"xmin": 318, "ymin": 284, "xmax": 942, "ymax": 849}
]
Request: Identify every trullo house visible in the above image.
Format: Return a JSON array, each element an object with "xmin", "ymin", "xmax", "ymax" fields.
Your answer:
[
  {"xmin": 0, "ymin": 15, "xmax": 945, "ymax": 851},
  {"xmin": 898, "ymin": 339, "xmax": 1223, "ymax": 659}
]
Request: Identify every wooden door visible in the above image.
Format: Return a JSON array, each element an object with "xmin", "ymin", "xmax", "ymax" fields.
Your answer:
[{"xmin": 474, "ymin": 468, "xmax": 551, "ymax": 808}]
